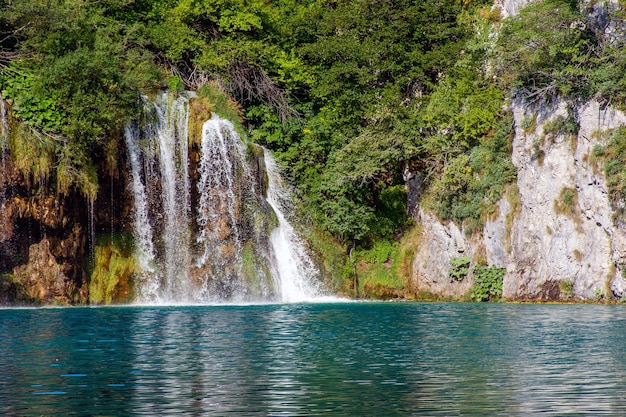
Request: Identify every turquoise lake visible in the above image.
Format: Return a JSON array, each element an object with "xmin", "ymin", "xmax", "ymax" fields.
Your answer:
[{"xmin": 1, "ymin": 302, "xmax": 626, "ymax": 416}]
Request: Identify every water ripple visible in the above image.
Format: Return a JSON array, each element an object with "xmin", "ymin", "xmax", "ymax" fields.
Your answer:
[{"xmin": 1, "ymin": 303, "xmax": 626, "ymax": 415}]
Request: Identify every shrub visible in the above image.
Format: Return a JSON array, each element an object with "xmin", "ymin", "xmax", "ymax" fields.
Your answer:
[
  {"xmin": 470, "ymin": 265, "xmax": 505, "ymax": 301},
  {"xmin": 559, "ymin": 279, "xmax": 574, "ymax": 298},
  {"xmin": 449, "ymin": 256, "xmax": 471, "ymax": 282}
]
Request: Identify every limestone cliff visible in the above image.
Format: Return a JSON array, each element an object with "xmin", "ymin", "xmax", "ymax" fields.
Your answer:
[{"xmin": 410, "ymin": 0, "xmax": 626, "ymax": 301}]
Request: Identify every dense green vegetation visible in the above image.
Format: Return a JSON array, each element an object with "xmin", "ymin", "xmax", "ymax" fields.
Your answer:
[{"xmin": 3, "ymin": 0, "xmax": 626, "ymax": 298}]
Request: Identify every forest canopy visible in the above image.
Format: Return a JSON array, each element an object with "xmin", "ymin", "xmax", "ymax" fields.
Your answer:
[{"xmin": 2, "ymin": 0, "xmax": 622, "ymax": 248}]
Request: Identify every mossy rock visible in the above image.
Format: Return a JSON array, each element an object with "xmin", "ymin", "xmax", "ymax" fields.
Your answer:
[{"xmin": 89, "ymin": 234, "xmax": 136, "ymax": 304}]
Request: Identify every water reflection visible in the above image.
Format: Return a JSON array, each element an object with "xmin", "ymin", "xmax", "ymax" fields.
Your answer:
[{"xmin": 2, "ymin": 303, "xmax": 626, "ymax": 415}]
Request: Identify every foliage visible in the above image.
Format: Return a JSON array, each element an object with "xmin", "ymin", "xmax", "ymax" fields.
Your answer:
[
  {"xmin": 425, "ymin": 115, "xmax": 516, "ymax": 232},
  {"xmin": 307, "ymin": 227, "xmax": 350, "ymax": 294},
  {"xmin": 197, "ymin": 82, "xmax": 244, "ymax": 129},
  {"xmin": 7, "ymin": 122, "xmax": 54, "ymax": 186},
  {"xmin": 559, "ymin": 279, "xmax": 574, "ymax": 299},
  {"xmin": 542, "ymin": 109, "xmax": 579, "ymax": 141},
  {"xmin": 0, "ymin": 0, "xmax": 161, "ymax": 199},
  {"xmin": 15, "ymin": 0, "xmax": 626, "ymax": 300},
  {"xmin": 449, "ymin": 257, "xmax": 471, "ymax": 282},
  {"xmin": 553, "ymin": 186, "xmax": 583, "ymax": 229},
  {"xmin": 89, "ymin": 234, "xmax": 136, "ymax": 305},
  {"xmin": 470, "ymin": 265, "xmax": 505, "ymax": 302},
  {"xmin": 593, "ymin": 127, "xmax": 626, "ymax": 216},
  {"xmin": 354, "ymin": 228, "xmax": 422, "ymax": 299},
  {"xmin": 358, "ymin": 240, "xmax": 397, "ymax": 265},
  {"xmin": 495, "ymin": 0, "xmax": 626, "ymax": 110},
  {"xmin": 495, "ymin": 0, "xmax": 596, "ymax": 102}
]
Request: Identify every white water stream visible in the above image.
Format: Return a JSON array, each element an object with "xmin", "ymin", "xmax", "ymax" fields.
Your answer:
[
  {"xmin": 125, "ymin": 92, "xmax": 323, "ymax": 303},
  {"xmin": 264, "ymin": 154, "xmax": 322, "ymax": 302}
]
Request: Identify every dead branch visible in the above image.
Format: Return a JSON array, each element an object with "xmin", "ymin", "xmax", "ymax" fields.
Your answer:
[{"xmin": 226, "ymin": 61, "xmax": 299, "ymax": 123}]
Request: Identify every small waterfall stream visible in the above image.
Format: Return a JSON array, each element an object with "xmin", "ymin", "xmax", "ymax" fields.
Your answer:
[
  {"xmin": 264, "ymin": 155, "xmax": 322, "ymax": 302},
  {"xmin": 125, "ymin": 92, "xmax": 323, "ymax": 303}
]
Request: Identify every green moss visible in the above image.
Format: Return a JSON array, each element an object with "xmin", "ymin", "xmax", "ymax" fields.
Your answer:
[
  {"xmin": 240, "ymin": 240, "xmax": 273, "ymax": 296},
  {"xmin": 9, "ymin": 122, "xmax": 54, "ymax": 187},
  {"xmin": 188, "ymin": 95, "xmax": 213, "ymax": 146},
  {"xmin": 167, "ymin": 75, "xmax": 185, "ymax": 93},
  {"xmin": 89, "ymin": 234, "xmax": 136, "ymax": 305},
  {"xmin": 353, "ymin": 226, "xmax": 423, "ymax": 300},
  {"xmin": 307, "ymin": 227, "xmax": 349, "ymax": 294},
  {"xmin": 197, "ymin": 82, "xmax": 245, "ymax": 135},
  {"xmin": 554, "ymin": 186, "xmax": 581, "ymax": 224},
  {"xmin": 559, "ymin": 279, "xmax": 574, "ymax": 299},
  {"xmin": 521, "ymin": 114, "xmax": 537, "ymax": 134},
  {"xmin": 247, "ymin": 142, "xmax": 265, "ymax": 158}
]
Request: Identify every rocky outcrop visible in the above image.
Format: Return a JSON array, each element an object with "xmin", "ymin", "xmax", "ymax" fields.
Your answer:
[
  {"xmin": 410, "ymin": 209, "xmax": 475, "ymax": 298},
  {"xmin": 411, "ymin": 98, "xmax": 626, "ymax": 301},
  {"xmin": 410, "ymin": 0, "xmax": 626, "ymax": 302},
  {"xmin": 0, "ymin": 106, "xmax": 132, "ymax": 305},
  {"xmin": 0, "ymin": 155, "xmax": 91, "ymax": 305},
  {"xmin": 12, "ymin": 234, "xmax": 88, "ymax": 305},
  {"xmin": 502, "ymin": 99, "xmax": 626, "ymax": 299},
  {"xmin": 493, "ymin": 0, "xmax": 533, "ymax": 18}
]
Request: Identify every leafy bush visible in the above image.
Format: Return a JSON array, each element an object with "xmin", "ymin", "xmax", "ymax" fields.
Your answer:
[
  {"xmin": 425, "ymin": 116, "xmax": 516, "ymax": 232},
  {"xmin": 449, "ymin": 256, "xmax": 471, "ymax": 282},
  {"xmin": 359, "ymin": 240, "xmax": 397, "ymax": 264},
  {"xmin": 495, "ymin": 0, "xmax": 596, "ymax": 102},
  {"xmin": 559, "ymin": 279, "xmax": 574, "ymax": 298},
  {"xmin": 596, "ymin": 128, "xmax": 626, "ymax": 211},
  {"xmin": 542, "ymin": 110, "xmax": 579, "ymax": 141},
  {"xmin": 470, "ymin": 265, "xmax": 505, "ymax": 301}
]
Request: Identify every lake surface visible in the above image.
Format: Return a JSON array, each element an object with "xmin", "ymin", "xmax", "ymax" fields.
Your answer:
[{"xmin": 1, "ymin": 302, "xmax": 626, "ymax": 416}]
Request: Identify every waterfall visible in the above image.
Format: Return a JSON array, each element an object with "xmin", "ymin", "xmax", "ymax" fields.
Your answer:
[
  {"xmin": 195, "ymin": 114, "xmax": 251, "ymax": 300},
  {"xmin": 152, "ymin": 94, "xmax": 193, "ymax": 300},
  {"xmin": 264, "ymin": 154, "xmax": 323, "ymax": 302},
  {"xmin": 196, "ymin": 115, "xmax": 245, "ymax": 269},
  {"xmin": 124, "ymin": 93, "xmax": 194, "ymax": 303},
  {"xmin": 124, "ymin": 121, "xmax": 159, "ymax": 300},
  {"xmin": 125, "ymin": 92, "xmax": 323, "ymax": 304}
]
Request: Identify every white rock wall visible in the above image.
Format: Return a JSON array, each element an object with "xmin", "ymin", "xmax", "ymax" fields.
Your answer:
[
  {"xmin": 492, "ymin": 0, "xmax": 533, "ymax": 18},
  {"xmin": 411, "ymin": 209, "xmax": 474, "ymax": 298},
  {"xmin": 410, "ymin": 0, "xmax": 626, "ymax": 301},
  {"xmin": 411, "ymin": 99, "xmax": 626, "ymax": 301},
  {"xmin": 502, "ymin": 99, "xmax": 626, "ymax": 299}
]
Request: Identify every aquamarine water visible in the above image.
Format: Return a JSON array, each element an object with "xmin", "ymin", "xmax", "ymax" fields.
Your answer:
[{"xmin": 1, "ymin": 302, "xmax": 626, "ymax": 416}]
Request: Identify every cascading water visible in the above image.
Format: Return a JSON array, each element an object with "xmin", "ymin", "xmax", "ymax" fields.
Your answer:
[
  {"xmin": 124, "ymin": 93, "xmax": 194, "ymax": 303},
  {"xmin": 264, "ymin": 155, "xmax": 323, "ymax": 302},
  {"xmin": 125, "ymin": 92, "xmax": 323, "ymax": 303},
  {"xmin": 195, "ymin": 114, "xmax": 250, "ymax": 300},
  {"xmin": 125, "ymin": 114, "xmax": 159, "ymax": 300}
]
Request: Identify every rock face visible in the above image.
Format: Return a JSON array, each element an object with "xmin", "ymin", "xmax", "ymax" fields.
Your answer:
[
  {"xmin": 13, "ymin": 234, "xmax": 88, "ymax": 304},
  {"xmin": 503, "ymin": 99, "xmax": 626, "ymax": 299},
  {"xmin": 0, "ymin": 100, "xmax": 131, "ymax": 305},
  {"xmin": 492, "ymin": 0, "xmax": 533, "ymax": 18},
  {"xmin": 410, "ymin": 209, "xmax": 475, "ymax": 298},
  {"xmin": 411, "ymin": 98, "xmax": 626, "ymax": 301},
  {"xmin": 0, "ymin": 156, "xmax": 91, "ymax": 305},
  {"xmin": 410, "ymin": 0, "xmax": 626, "ymax": 301}
]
